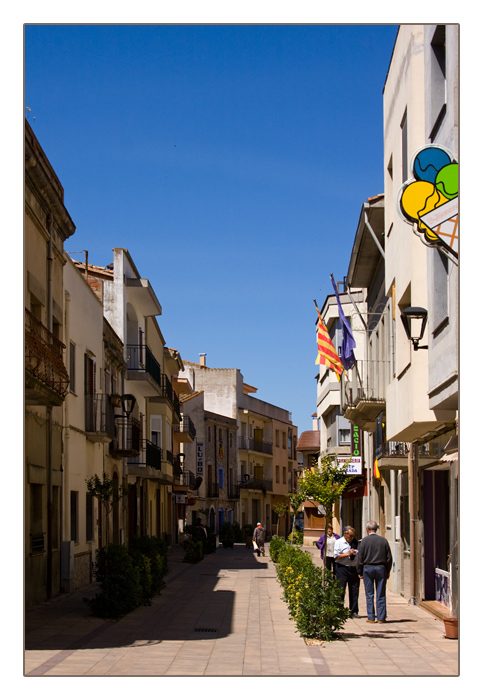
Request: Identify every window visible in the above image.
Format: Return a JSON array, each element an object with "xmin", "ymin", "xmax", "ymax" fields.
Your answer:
[
  {"xmin": 218, "ymin": 467, "xmax": 224, "ymax": 489},
  {"xmin": 69, "ymin": 342, "xmax": 76, "ymax": 393},
  {"xmin": 276, "ymin": 465, "xmax": 280, "ymax": 483},
  {"xmin": 282, "ymin": 432, "xmax": 286, "ymax": 450},
  {"xmin": 401, "ymin": 110, "xmax": 408, "ymax": 183},
  {"xmin": 429, "ymin": 25, "xmax": 446, "ymax": 139},
  {"xmin": 150, "ymin": 415, "xmax": 162, "ymax": 447},
  {"xmin": 275, "ymin": 430, "xmax": 280, "ymax": 447},
  {"xmin": 431, "ymin": 248, "xmax": 449, "ymax": 333},
  {"xmin": 52, "ymin": 486, "xmax": 60, "ymax": 549},
  {"xmin": 282, "ymin": 467, "xmax": 287, "ymax": 484},
  {"xmin": 86, "ymin": 492, "xmax": 94, "ymax": 541},
  {"xmin": 339, "ymin": 428, "xmax": 351, "ymax": 445},
  {"xmin": 70, "ymin": 491, "xmax": 79, "ymax": 543},
  {"xmin": 30, "ymin": 484, "xmax": 44, "ymax": 553}
]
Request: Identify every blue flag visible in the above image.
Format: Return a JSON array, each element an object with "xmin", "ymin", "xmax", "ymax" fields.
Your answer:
[{"xmin": 331, "ymin": 276, "xmax": 356, "ymax": 370}]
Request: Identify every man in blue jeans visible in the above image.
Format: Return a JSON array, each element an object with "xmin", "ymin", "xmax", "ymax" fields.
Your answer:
[{"xmin": 356, "ymin": 521, "xmax": 393, "ymax": 624}]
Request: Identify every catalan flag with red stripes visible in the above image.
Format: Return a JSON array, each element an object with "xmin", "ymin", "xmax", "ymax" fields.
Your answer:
[{"xmin": 314, "ymin": 300, "xmax": 344, "ymax": 379}]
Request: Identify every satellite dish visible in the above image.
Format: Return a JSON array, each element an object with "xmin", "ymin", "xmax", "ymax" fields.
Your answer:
[{"xmin": 194, "ymin": 476, "xmax": 203, "ymax": 490}]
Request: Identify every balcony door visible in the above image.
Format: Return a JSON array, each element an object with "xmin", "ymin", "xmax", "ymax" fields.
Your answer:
[
  {"xmin": 84, "ymin": 354, "xmax": 96, "ymax": 430},
  {"xmin": 254, "ymin": 428, "xmax": 263, "ymax": 452}
]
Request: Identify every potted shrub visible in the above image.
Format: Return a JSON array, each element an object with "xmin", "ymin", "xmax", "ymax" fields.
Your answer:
[{"xmin": 220, "ymin": 522, "xmax": 235, "ymax": 548}]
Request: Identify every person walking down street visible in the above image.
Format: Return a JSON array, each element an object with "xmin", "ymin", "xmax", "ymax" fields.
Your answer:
[
  {"xmin": 356, "ymin": 521, "xmax": 393, "ymax": 624},
  {"xmin": 316, "ymin": 525, "xmax": 340, "ymax": 571},
  {"xmin": 253, "ymin": 522, "xmax": 266, "ymax": 557},
  {"xmin": 333, "ymin": 526, "xmax": 360, "ymax": 617}
]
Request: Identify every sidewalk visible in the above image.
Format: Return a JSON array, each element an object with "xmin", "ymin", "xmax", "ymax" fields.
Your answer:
[{"xmin": 24, "ymin": 543, "xmax": 459, "ymax": 676}]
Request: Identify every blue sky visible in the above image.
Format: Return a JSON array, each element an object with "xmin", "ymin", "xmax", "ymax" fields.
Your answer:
[{"xmin": 24, "ymin": 23, "xmax": 399, "ymax": 433}]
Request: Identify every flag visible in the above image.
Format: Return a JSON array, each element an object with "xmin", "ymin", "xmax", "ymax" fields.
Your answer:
[
  {"xmin": 314, "ymin": 300, "xmax": 344, "ymax": 379},
  {"xmin": 330, "ymin": 275, "xmax": 356, "ymax": 370},
  {"xmin": 374, "ymin": 458, "xmax": 381, "ymax": 480}
]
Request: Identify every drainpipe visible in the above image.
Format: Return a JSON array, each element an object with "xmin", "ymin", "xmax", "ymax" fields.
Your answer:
[
  {"xmin": 409, "ymin": 442, "xmax": 418, "ymax": 605},
  {"xmin": 46, "ymin": 214, "xmax": 54, "ymax": 598},
  {"xmin": 61, "ymin": 290, "xmax": 71, "ymax": 592}
]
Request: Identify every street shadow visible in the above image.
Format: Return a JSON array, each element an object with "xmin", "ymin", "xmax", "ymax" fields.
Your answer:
[{"xmin": 25, "ymin": 543, "xmax": 269, "ymax": 652}]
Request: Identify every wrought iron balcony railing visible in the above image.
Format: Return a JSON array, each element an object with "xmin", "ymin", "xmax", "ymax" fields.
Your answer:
[
  {"xmin": 174, "ymin": 416, "xmax": 196, "ymax": 441},
  {"xmin": 238, "ymin": 436, "xmax": 273, "ymax": 455},
  {"xmin": 239, "ymin": 477, "xmax": 273, "ymax": 493},
  {"xmin": 109, "ymin": 415, "xmax": 141, "ymax": 458},
  {"xmin": 180, "ymin": 469, "xmax": 197, "ymax": 489},
  {"xmin": 127, "ymin": 439, "xmax": 162, "ymax": 470},
  {"xmin": 25, "ymin": 309, "xmax": 69, "ymax": 401},
  {"xmin": 125, "ymin": 344, "xmax": 180, "ymax": 416}
]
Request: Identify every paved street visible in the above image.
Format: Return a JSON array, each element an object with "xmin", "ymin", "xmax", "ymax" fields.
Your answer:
[{"xmin": 24, "ymin": 543, "xmax": 459, "ymax": 677}]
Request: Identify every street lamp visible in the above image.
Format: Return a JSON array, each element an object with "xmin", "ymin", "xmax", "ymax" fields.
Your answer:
[
  {"xmin": 400, "ymin": 307, "xmax": 429, "ymax": 350},
  {"xmin": 121, "ymin": 393, "xmax": 136, "ymax": 417}
]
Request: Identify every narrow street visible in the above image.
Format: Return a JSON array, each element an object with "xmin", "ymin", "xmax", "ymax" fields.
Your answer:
[{"xmin": 25, "ymin": 543, "xmax": 459, "ymax": 677}]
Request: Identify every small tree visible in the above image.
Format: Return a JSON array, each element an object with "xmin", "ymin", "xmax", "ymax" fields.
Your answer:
[
  {"xmin": 273, "ymin": 498, "xmax": 290, "ymax": 537},
  {"xmin": 288, "ymin": 490, "xmax": 306, "ymax": 545},
  {"xmin": 86, "ymin": 473, "xmax": 127, "ymax": 547},
  {"xmin": 298, "ymin": 455, "xmax": 351, "ymax": 566}
]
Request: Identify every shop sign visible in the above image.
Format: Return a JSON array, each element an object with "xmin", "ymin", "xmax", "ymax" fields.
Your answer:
[
  {"xmin": 196, "ymin": 441, "xmax": 204, "ymax": 477},
  {"xmin": 398, "ymin": 144, "xmax": 458, "ymax": 262}
]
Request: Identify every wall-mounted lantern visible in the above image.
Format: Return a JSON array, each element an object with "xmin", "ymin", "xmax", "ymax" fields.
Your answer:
[{"xmin": 400, "ymin": 307, "xmax": 428, "ymax": 351}]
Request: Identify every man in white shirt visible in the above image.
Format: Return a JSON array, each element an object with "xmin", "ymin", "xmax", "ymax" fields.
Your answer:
[{"xmin": 333, "ymin": 525, "xmax": 360, "ymax": 617}]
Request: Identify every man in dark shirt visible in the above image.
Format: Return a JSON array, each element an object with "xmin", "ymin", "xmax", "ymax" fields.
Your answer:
[{"xmin": 356, "ymin": 521, "xmax": 393, "ymax": 623}]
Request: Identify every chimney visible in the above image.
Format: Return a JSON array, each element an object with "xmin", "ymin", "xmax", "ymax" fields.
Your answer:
[
  {"xmin": 199, "ymin": 353, "xmax": 207, "ymax": 367},
  {"xmin": 312, "ymin": 413, "xmax": 318, "ymax": 431}
]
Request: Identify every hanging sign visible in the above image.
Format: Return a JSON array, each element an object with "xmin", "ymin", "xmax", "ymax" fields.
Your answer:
[
  {"xmin": 398, "ymin": 144, "xmax": 458, "ymax": 260},
  {"xmin": 196, "ymin": 441, "xmax": 204, "ymax": 477},
  {"xmin": 337, "ymin": 424, "xmax": 363, "ymax": 474}
]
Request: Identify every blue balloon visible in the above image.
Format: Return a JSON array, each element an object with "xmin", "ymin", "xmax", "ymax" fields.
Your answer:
[{"xmin": 413, "ymin": 147, "xmax": 451, "ymax": 184}]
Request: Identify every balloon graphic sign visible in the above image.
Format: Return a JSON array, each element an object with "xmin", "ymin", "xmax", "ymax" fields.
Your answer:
[{"xmin": 398, "ymin": 145, "xmax": 458, "ymax": 259}]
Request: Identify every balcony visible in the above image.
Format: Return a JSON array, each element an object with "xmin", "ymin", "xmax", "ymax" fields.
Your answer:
[
  {"xmin": 375, "ymin": 440, "xmax": 442, "ymax": 469},
  {"xmin": 341, "ymin": 359, "xmax": 389, "ymax": 431},
  {"xmin": 180, "ymin": 469, "xmax": 197, "ymax": 490},
  {"xmin": 239, "ymin": 477, "xmax": 273, "ymax": 494},
  {"xmin": 126, "ymin": 344, "xmax": 180, "ymax": 417},
  {"xmin": 174, "ymin": 416, "xmax": 196, "ymax": 442},
  {"xmin": 126, "ymin": 440, "xmax": 174, "ymax": 483},
  {"xmin": 25, "ymin": 309, "xmax": 70, "ymax": 406},
  {"xmin": 109, "ymin": 415, "xmax": 141, "ymax": 458},
  {"xmin": 238, "ymin": 436, "xmax": 273, "ymax": 455},
  {"xmin": 85, "ymin": 394, "xmax": 117, "ymax": 442}
]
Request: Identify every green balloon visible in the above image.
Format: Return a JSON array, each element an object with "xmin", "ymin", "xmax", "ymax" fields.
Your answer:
[{"xmin": 435, "ymin": 163, "xmax": 458, "ymax": 199}]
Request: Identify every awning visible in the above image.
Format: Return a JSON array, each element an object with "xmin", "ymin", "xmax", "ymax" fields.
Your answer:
[{"xmin": 440, "ymin": 451, "xmax": 458, "ymax": 463}]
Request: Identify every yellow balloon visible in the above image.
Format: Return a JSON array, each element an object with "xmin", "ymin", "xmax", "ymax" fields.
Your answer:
[{"xmin": 401, "ymin": 180, "xmax": 449, "ymax": 237}]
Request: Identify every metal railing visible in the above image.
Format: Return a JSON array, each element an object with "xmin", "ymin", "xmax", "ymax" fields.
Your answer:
[
  {"xmin": 31, "ymin": 532, "xmax": 45, "ymax": 554},
  {"xmin": 238, "ymin": 436, "xmax": 273, "ymax": 455},
  {"xmin": 125, "ymin": 344, "xmax": 180, "ymax": 416},
  {"xmin": 85, "ymin": 393, "xmax": 117, "ymax": 437},
  {"xmin": 125, "ymin": 344, "xmax": 161, "ymax": 385},
  {"xmin": 341, "ymin": 358, "xmax": 390, "ymax": 411},
  {"xmin": 180, "ymin": 469, "xmax": 197, "ymax": 489},
  {"xmin": 127, "ymin": 439, "xmax": 162, "ymax": 470},
  {"xmin": 25, "ymin": 309, "xmax": 69, "ymax": 399},
  {"xmin": 110, "ymin": 415, "xmax": 141, "ymax": 457},
  {"xmin": 239, "ymin": 477, "xmax": 273, "ymax": 492},
  {"xmin": 375, "ymin": 441, "xmax": 410, "ymax": 459},
  {"xmin": 174, "ymin": 416, "xmax": 196, "ymax": 441}
]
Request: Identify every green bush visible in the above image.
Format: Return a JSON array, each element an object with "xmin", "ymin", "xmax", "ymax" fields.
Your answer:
[
  {"xmin": 274, "ymin": 539, "xmax": 351, "ymax": 641},
  {"xmin": 130, "ymin": 536, "xmax": 168, "ymax": 594},
  {"xmin": 269, "ymin": 535, "xmax": 286, "ymax": 563},
  {"xmin": 84, "ymin": 545, "xmax": 142, "ymax": 618},
  {"xmin": 297, "ymin": 567, "xmax": 351, "ymax": 640},
  {"xmin": 182, "ymin": 539, "xmax": 204, "ymax": 563},
  {"xmin": 233, "ymin": 522, "xmax": 244, "ymax": 543},
  {"xmin": 220, "ymin": 522, "xmax": 235, "ymax": 547}
]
